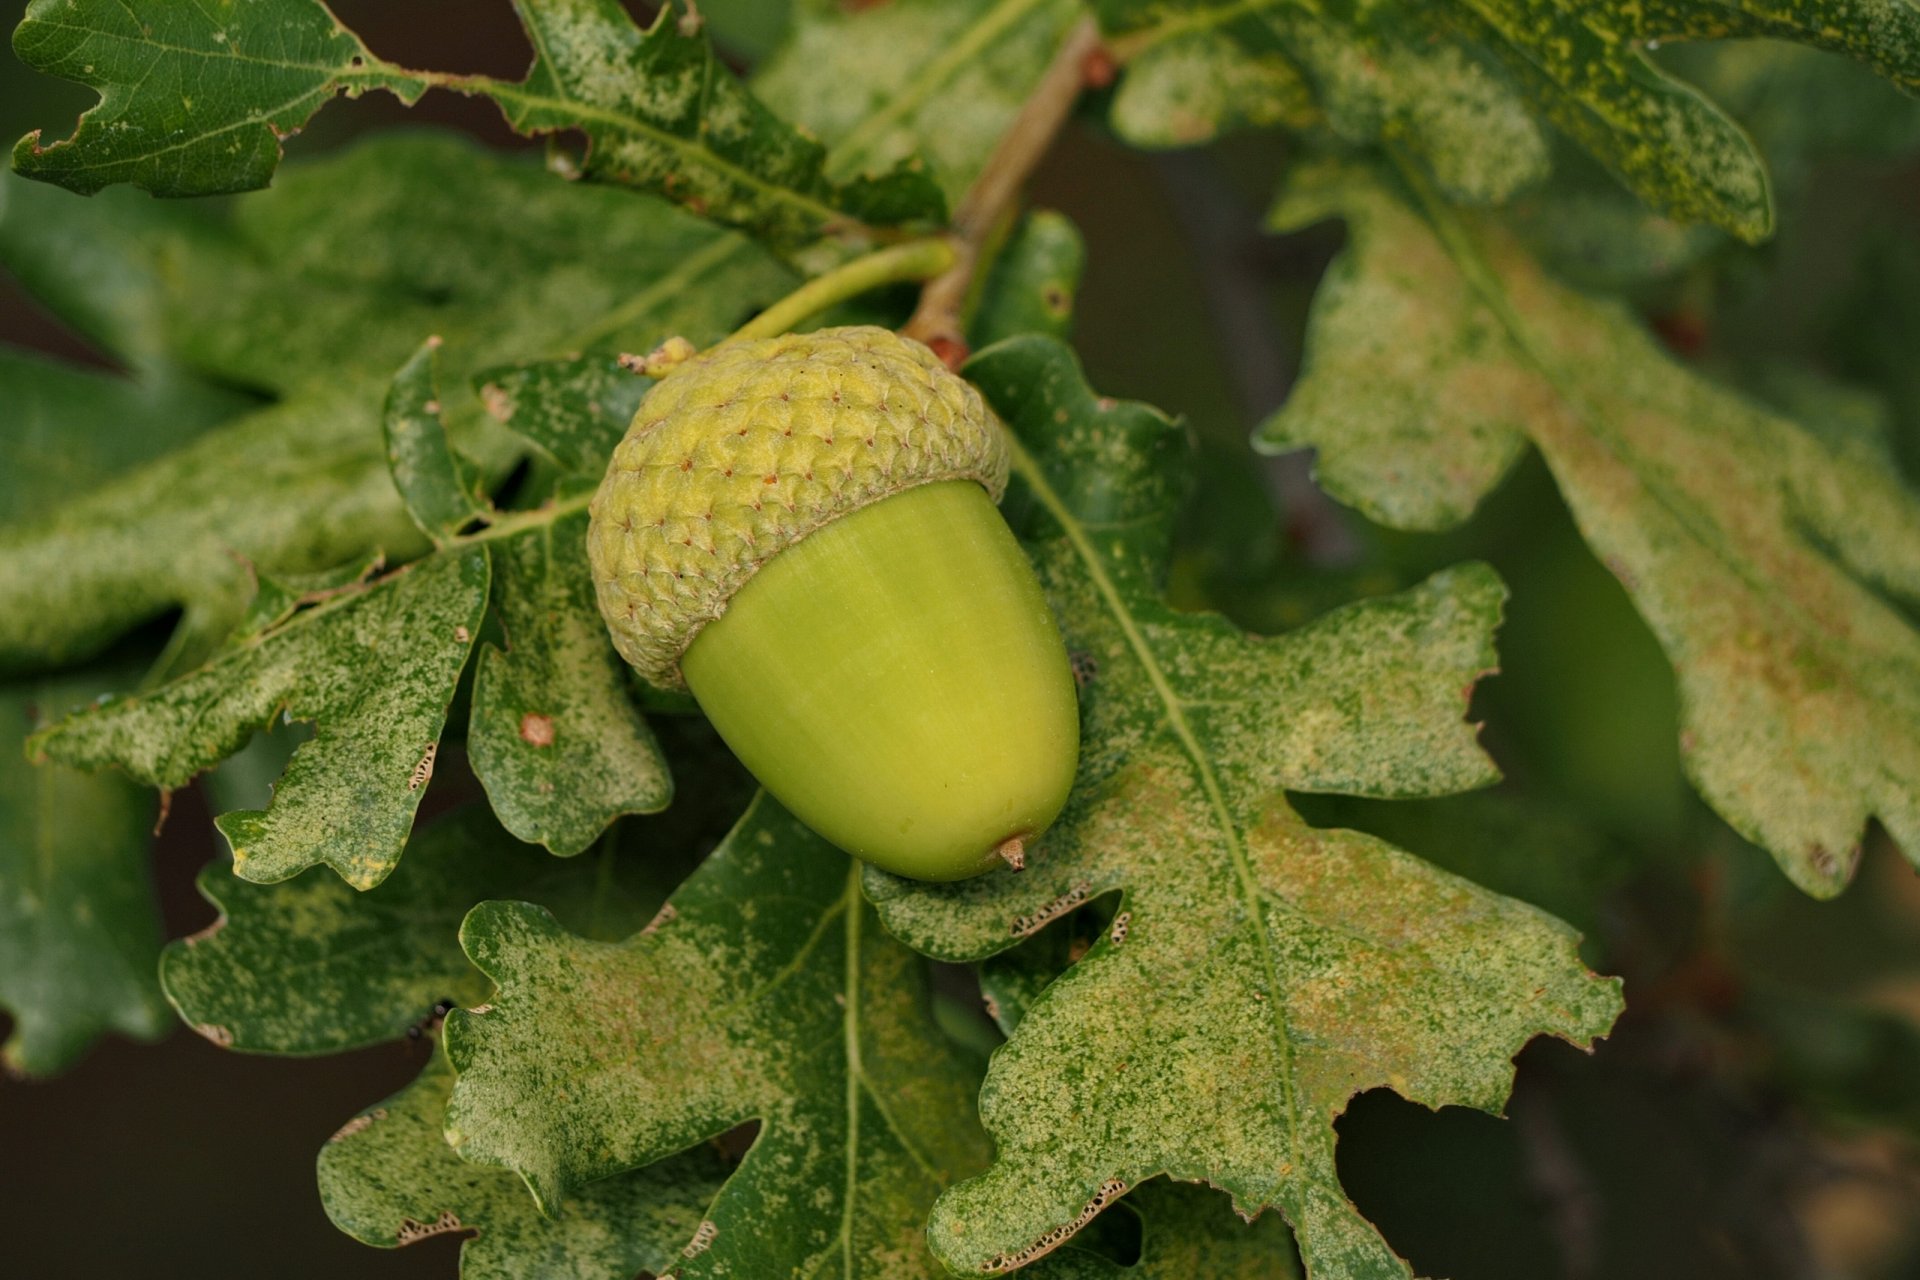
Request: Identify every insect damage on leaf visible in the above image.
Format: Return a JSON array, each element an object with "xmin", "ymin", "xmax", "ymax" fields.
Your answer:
[{"xmin": 862, "ymin": 336, "xmax": 1622, "ymax": 1279}]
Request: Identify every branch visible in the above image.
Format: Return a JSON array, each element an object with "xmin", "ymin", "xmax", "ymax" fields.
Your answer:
[{"xmin": 903, "ymin": 16, "xmax": 1105, "ymax": 367}]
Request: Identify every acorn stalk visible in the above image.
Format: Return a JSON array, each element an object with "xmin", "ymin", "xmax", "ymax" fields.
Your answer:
[{"xmin": 587, "ymin": 326, "xmax": 1080, "ymax": 880}]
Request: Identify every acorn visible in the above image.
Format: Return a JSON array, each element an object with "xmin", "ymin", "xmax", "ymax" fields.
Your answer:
[{"xmin": 586, "ymin": 326, "xmax": 1080, "ymax": 881}]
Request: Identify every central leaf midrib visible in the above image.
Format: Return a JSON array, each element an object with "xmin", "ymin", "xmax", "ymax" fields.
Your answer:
[
  {"xmin": 1003, "ymin": 428, "xmax": 1309, "ymax": 1178},
  {"xmin": 470, "ymin": 78, "xmax": 851, "ymax": 231}
]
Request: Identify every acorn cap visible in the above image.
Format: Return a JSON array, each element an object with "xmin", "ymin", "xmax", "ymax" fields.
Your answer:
[{"xmin": 587, "ymin": 326, "xmax": 1010, "ymax": 688}]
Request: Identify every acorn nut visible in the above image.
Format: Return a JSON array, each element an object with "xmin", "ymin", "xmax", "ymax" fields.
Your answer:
[{"xmin": 587, "ymin": 326, "xmax": 1081, "ymax": 881}]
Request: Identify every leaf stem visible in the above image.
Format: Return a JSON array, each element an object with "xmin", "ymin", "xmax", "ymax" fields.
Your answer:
[
  {"xmin": 903, "ymin": 15, "xmax": 1104, "ymax": 365},
  {"xmin": 728, "ymin": 237, "xmax": 959, "ymax": 344}
]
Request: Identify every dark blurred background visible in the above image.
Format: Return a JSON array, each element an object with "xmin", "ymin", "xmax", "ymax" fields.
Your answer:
[{"xmin": 5, "ymin": 3, "xmax": 1920, "ymax": 1278}]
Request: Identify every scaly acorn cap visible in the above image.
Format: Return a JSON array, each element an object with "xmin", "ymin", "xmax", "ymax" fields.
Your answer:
[{"xmin": 587, "ymin": 326, "xmax": 1010, "ymax": 688}]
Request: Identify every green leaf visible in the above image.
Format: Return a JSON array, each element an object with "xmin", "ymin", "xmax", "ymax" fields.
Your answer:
[
  {"xmin": 442, "ymin": 795, "xmax": 990, "ymax": 1278},
  {"xmin": 971, "ymin": 209, "xmax": 1088, "ymax": 349},
  {"xmin": 1291, "ymin": 789, "xmax": 1633, "ymax": 947},
  {"xmin": 0, "ymin": 135, "xmax": 789, "ymax": 679},
  {"xmin": 161, "ymin": 806, "xmax": 681, "ymax": 1054},
  {"xmin": 1107, "ymin": 26, "xmax": 1318, "ymax": 149},
  {"xmin": 150, "ymin": 134, "xmax": 793, "ymax": 395},
  {"xmin": 1039, "ymin": 1181, "xmax": 1302, "ymax": 1278},
  {"xmin": 31, "ymin": 548, "xmax": 489, "ymax": 890},
  {"xmin": 1099, "ymin": 0, "xmax": 1550, "ymax": 205},
  {"xmin": 221, "ymin": 555, "xmax": 387, "ymax": 653},
  {"xmin": 1257, "ymin": 160, "xmax": 1920, "ymax": 897},
  {"xmin": 470, "ymin": 513, "xmax": 673, "ymax": 856},
  {"xmin": 1099, "ymin": 0, "xmax": 1920, "ymax": 239},
  {"xmin": 10, "ymin": 0, "xmax": 426, "ymax": 197},
  {"xmin": 320, "ymin": 1045, "xmax": 730, "ymax": 1279},
  {"xmin": 0, "ymin": 667, "xmax": 169, "ymax": 1076},
  {"xmin": 0, "ymin": 347, "xmax": 247, "ymax": 526},
  {"xmin": 0, "ymin": 172, "xmax": 222, "ymax": 368},
  {"xmin": 756, "ymin": 0, "xmax": 1082, "ymax": 204},
  {"xmin": 384, "ymin": 338, "xmax": 489, "ymax": 546},
  {"xmin": 0, "ymin": 337, "xmax": 242, "ymax": 1075},
  {"xmin": 0, "ymin": 375, "xmax": 432, "ymax": 680},
  {"xmin": 478, "ymin": 0, "xmax": 944, "ymax": 249},
  {"xmin": 475, "ymin": 355, "xmax": 649, "ymax": 480},
  {"xmin": 862, "ymin": 336, "xmax": 1622, "ymax": 1278},
  {"xmin": 1, "ymin": 137, "xmax": 793, "ymax": 853}
]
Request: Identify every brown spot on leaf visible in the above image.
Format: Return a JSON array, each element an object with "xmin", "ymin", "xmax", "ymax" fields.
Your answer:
[{"xmin": 519, "ymin": 713, "xmax": 556, "ymax": 748}]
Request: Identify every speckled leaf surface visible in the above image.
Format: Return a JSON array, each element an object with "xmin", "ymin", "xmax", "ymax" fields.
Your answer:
[
  {"xmin": 755, "ymin": 0, "xmax": 1082, "ymax": 205},
  {"xmin": 1099, "ymin": 0, "xmax": 1550, "ymax": 204},
  {"xmin": 385, "ymin": 339, "xmax": 489, "ymax": 546},
  {"xmin": 147, "ymin": 134, "xmax": 793, "ymax": 397},
  {"xmin": 478, "ymin": 0, "xmax": 943, "ymax": 248},
  {"xmin": 0, "ymin": 668, "xmax": 170, "ymax": 1076},
  {"xmin": 30, "ymin": 549, "xmax": 488, "ymax": 890},
  {"xmin": 160, "ymin": 806, "xmax": 675, "ymax": 1054},
  {"xmin": 1258, "ymin": 162, "xmax": 1920, "ymax": 897},
  {"xmin": 470, "ymin": 514, "xmax": 672, "ymax": 856},
  {"xmin": 0, "ymin": 136, "xmax": 791, "ymax": 681},
  {"xmin": 443, "ymin": 795, "xmax": 990, "ymax": 1278},
  {"xmin": 1099, "ymin": 0, "xmax": 1920, "ymax": 238},
  {"xmin": 863, "ymin": 336, "xmax": 1622, "ymax": 1278},
  {"xmin": 0, "ymin": 374, "xmax": 431, "ymax": 681},
  {"xmin": 475, "ymin": 355, "xmax": 650, "ymax": 481},
  {"xmin": 9, "ymin": 0, "xmax": 426, "ymax": 196},
  {"xmin": 1036, "ymin": 1180, "xmax": 1301, "ymax": 1278},
  {"xmin": 321, "ymin": 1045, "xmax": 729, "ymax": 1279},
  {"xmin": 978, "ymin": 913, "xmax": 1303, "ymax": 1278},
  {"xmin": 8, "ymin": 0, "xmax": 944, "ymax": 249}
]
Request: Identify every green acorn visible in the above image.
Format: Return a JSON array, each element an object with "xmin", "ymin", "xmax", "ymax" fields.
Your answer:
[{"xmin": 587, "ymin": 326, "xmax": 1080, "ymax": 881}]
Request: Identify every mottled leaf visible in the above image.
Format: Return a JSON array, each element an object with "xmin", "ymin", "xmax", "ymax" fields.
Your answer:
[
  {"xmin": 31, "ymin": 549, "xmax": 488, "ymax": 890},
  {"xmin": 863, "ymin": 337, "xmax": 1621, "ymax": 1278},
  {"xmin": 471, "ymin": 0, "xmax": 943, "ymax": 249},
  {"xmin": 152, "ymin": 134, "xmax": 794, "ymax": 396},
  {"xmin": 443, "ymin": 795, "xmax": 990, "ymax": 1278},
  {"xmin": 1100, "ymin": 0, "xmax": 1920, "ymax": 238},
  {"xmin": 1291, "ymin": 790, "xmax": 1633, "ymax": 946},
  {"xmin": 222, "ymin": 555, "xmax": 387, "ymax": 653},
  {"xmin": 10, "ymin": 0, "xmax": 426, "ymax": 196},
  {"xmin": 1108, "ymin": 26, "xmax": 1318, "ymax": 150},
  {"xmin": 756, "ymin": 0, "xmax": 1082, "ymax": 204},
  {"xmin": 0, "ymin": 375, "xmax": 432, "ymax": 680},
  {"xmin": 1036, "ymin": 1181, "xmax": 1303, "ymax": 1278},
  {"xmin": 470, "ymin": 514, "xmax": 672, "ymax": 856},
  {"xmin": 162, "ymin": 805, "xmax": 682, "ymax": 1054},
  {"xmin": 475, "ymin": 355, "xmax": 649, "ymax": 480},
  {"xmin": 321, "ymin": 1045, "xmax": 729, "ymax": 1278},
  {"xmin": 972, "ymin": 209, "xmax": 1088, "ymax": 349},
  {"xmin": 0, "ymin": 137, "xmax": 790, "ymax": 681},
  {"xmin": 0, "ymin": 668, "xmax": 169, "ymax": 1076},
  {"xmin": 385, "ymin": 338, "xmax": 489, "ymax": 546},
  {"xmin": 1099, "ymin": 0, "xmax": 1549, "ymax": 204},
  {"xmin": 1257, "ymin": 161, "xmax": 1920, "ymax": 897}
]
